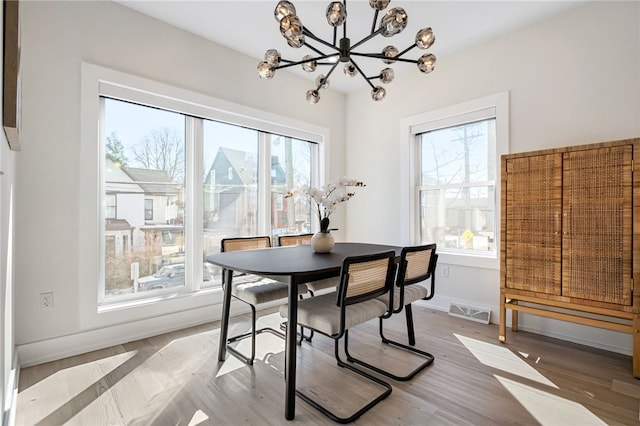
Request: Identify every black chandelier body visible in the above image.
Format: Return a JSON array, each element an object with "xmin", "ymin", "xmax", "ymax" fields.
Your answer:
[{"xmin": 257, "ymin": 0, "xmax": 436, "ymax": 104}]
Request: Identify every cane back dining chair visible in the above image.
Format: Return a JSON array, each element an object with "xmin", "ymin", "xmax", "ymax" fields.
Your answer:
[
  {"xmin": 345, "ymin": 243, "xmax": 438, "ymax": 381},
  {"xmin": 221, "ymin": 236, "xmax": 308, "ymax": 365},
  {"xmin": 278, "ymin": 250, "xmax": 397, "ymax": 423}
]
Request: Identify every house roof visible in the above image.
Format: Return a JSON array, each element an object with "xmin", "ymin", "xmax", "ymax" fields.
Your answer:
[
  {"xmin": 105, "ymin": 159, "xmax": 144, "ymax": 194},
  {"xmin": 123, "ymin": 167, "xmax": 181, "ymax": 195},
  {"xmin": 205, "ymin": 148, "xmax": 286, "ymax": 186},
  {"xmin": 106, "ymin": 219, "xmax": 133, "ymax": 231}
]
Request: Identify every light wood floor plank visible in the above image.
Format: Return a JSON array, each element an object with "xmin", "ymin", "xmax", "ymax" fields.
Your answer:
[{"xmin": 16, "ymin": 306, "xmax": 640, "ymax": 425}]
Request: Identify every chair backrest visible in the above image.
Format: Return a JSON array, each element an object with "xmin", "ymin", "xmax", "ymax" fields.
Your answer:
[
  {"xmin": 221, "ymin": 236, "xmax": 271, "ymax": 253},
  {"xmin": 337, "ymin": 251, "xmax": 396, "ymax": 307},
  {"xmin": 398, "ymin": 244, "xmax": 437, "ymax": 287},
  {"xmin": 277, "ymin": 233, "xmax": 313, "ymax": 247}
]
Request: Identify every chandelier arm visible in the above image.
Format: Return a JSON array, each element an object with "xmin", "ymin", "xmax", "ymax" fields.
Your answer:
[
  {"xmin": 350, "ymin": 51, "xmax": 419, "ymax": 64},
  {"xmin": 303, "ymin": 27, "xmax": 340, "ymax": 51},
  {"xmin": 395, "ymin": 43, "xmax": 418, "ymax": 58},
  {"xmin": 276, "ymin": 54, "xmax": 339, "ymax": 70},
  {"xmin": 305, "ymin": 43, "xmax": 330, "ymax": 57},
  {"xmin": 344, "ymin": 0, "xmax": 348, "ymax": 39},
  {"xmin": 349, "ymin": 59, "xmax": 376, "ymax": 90},
  {"xmin": 333, "ymin": 26, "xmax": 337, "ymax": 46},
  {"xmin": 350, "ymin": 27, "xmax": 385, "ymax": 51},
  {"xmin": 370, "ymin": 9, "xmax": 379, "ymax": 34},
  {"xmin": 315, "ymin": 61, "xmax": 340, "ymax": 92}
]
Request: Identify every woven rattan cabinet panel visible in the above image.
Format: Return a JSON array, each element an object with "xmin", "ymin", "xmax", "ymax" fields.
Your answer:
[
  {"xmin": 504, "ymin": 153, "xmax": 562, "ymax": 295},
  {"xmin": 499, "ymin": 138, "xmax": 640, "ymax": 377},
  {"xmin": 562, "ymin": 147, "xmax": 633, "ymax": 305}
]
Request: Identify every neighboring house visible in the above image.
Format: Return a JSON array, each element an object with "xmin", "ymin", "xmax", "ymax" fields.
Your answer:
[
  {"xmin": 121, "ymin": 166, "xmax": 185, "ymax": 268},
  {"xmin": 105, "ymin": 159, "xmax": 144, "ymax": 258},
  {"xmin": 104, "ymin": 160, "xmax": 185, "ymax": 292},
  {"xmin": 203, "ymin": 147, "xmax": 288, "ymax": 232}
]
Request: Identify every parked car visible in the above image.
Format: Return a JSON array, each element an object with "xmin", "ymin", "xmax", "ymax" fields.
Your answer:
[{"xmin": 137, "ymin": 263, "xmax": 215, "ymax": 291}]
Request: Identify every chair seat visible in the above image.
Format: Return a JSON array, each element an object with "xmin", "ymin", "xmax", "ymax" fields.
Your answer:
[
  {"xmin": 280, "ymin": 292, "xmax": 387, "ymax": 337},
  {"xmin": 378, "ymin": 284, "xmax": 428, "ymax": 310},
  {"xmin": 233, "ymin": 275, "xmax": 307, "ymax": 305},
  {"xmin": 306, "ymin": 276, "xmax": 339, "ymax": 293}
]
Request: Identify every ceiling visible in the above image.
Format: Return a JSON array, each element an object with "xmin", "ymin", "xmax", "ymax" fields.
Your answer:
[{"xmin": 115, "ymin": 1, "xmax": 586, "ymax": 93}]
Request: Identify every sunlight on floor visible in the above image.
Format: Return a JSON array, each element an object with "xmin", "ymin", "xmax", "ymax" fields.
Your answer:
[
  {"xmin": 455, "ymin": 334, "xmax": 609, "ymax": 425},
  {"xmin": 455, "ymin": 333, "xmax": 557, "ymax": 388},
  {"xmin": 495, "ymin": 375, "xmax": 607, "ymax": 425},
  {"xmin": 188, "ymin": 409, "xmax": 210, "ymax": 425},
  {"xmin": 19, "ymin": 350, "xmax": 139, "ymax": 424}
]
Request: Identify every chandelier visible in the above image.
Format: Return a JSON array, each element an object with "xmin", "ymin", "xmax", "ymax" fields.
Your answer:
[{"xmin": 257, "ymin": 0, "xmax": 436, "ymax": 104}]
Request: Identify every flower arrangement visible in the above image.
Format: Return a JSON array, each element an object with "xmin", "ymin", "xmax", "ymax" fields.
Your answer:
[{"xmin": 286, "ymin": 177, "xmax": 365, "ymax": 233}]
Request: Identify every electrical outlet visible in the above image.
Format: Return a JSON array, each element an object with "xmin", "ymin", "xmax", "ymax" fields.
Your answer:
[
  {"xmin": 441, "ymin": 266, "xmax": 449, "ymax": 278},
  {"xmin": 40, "ymin": 292, "xmax": 54, "ymax": 309}
]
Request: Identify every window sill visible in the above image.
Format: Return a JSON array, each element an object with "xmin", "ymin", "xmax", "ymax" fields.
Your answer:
[
  {"xmin": 98, "ymin": 286, "xmax": 222, "ymax": 314},
  {"xmin": 436, "ymin": 251, "xmax": 498, "ymax": 270}
]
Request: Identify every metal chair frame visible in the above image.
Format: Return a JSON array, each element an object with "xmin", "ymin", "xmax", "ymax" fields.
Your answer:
[
  {"xmin": 221, "ymin": 236, "xmax": 287, "ymax": 365},
  {"xmin": 291, "ymin": 251, "xmax": 397, "ymax": 424},
  {"xmin": 345, "ymin": 244, "xmax": 438, "ymax": 381}
]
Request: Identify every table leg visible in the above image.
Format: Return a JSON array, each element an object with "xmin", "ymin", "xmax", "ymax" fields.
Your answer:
[
  {"xmin": 285, "ymin": 277, "xmax": 298, "ymax": 420},
  {"xmin": 218, "ymin": 268, "xmax": 233, "ymax": 362}
]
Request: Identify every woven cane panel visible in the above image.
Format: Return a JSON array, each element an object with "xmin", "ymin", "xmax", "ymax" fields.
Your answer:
[
  {"xmin": 346, "ymin": 258, "xmax": 389, "ymax": 299},
  {"xmin": 223, "ymin": 237, "xmax": 271, "ymax": 252},
  {"xmin": 405, "ymin": 249, "xmax": 432, "ymax": 281},
  {"xmin": 504, "ymin": 154, "xmax": 562, "ymax": 294},
  {"xmin": 279, "ymin": 235, "xmax": 312, "ymax": 246},
  {"xmin": 562, "ymin": 146, "xmax": 633, "ymax": 305}
]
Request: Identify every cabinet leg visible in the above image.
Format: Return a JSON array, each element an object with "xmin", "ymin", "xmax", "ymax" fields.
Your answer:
[
  {"xmin": 512, "ymin": 301, "xmax": 519, "ymax": 332},
  {"xmin": 499, "ymin": 295, "xmax": 506, "ymax": 343},
  {"xmin": 633, "ymin": 313, "xmax": 640, "ymax": 378}
]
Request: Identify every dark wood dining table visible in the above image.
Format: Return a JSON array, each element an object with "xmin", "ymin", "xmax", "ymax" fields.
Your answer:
[{"xmin": 206, "ymin": 242, "xmax": 403, "ymax": 421}]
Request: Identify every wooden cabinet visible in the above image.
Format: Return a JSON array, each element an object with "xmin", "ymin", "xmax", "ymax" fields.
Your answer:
[{"xmin": 499, "ymin": 138, "xmax": 640, "ymax": 377}]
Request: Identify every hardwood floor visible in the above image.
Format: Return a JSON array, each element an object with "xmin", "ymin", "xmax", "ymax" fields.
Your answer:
[{"xmin": 16, "ymin": 305, "xmax": 640, "ymax": 425}]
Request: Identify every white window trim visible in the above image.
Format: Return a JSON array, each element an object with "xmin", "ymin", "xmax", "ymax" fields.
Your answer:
[
  {"xmin": 400, "ymin": 92, "xmax": 509, "ymax": 270},
  {"xmin": 79, "ymin": 62, "xmax": 329, "ymax": 329}
]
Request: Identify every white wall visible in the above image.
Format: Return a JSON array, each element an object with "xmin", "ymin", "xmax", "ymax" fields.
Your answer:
[
  {"xmin": 14, "ymin": 1, "xmax": 345, "ymax": 365},
  {"xmin": 345, "ymin": 1, "xmax": 640, "ymax": 354},
  {"xmin": 0, "ymin": 0, "xmax": 18, "ymax": 420}
]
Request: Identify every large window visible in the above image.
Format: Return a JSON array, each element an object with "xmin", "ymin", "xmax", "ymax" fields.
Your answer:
[
  {"xmin": 402, "ymin": 92, "xmax": 508, "ymax": 268},
  {"xmin": 101, "ymin": 96, "xmax": 319, "ymax": 301},
  {"xmin": 418, "ymin": 118, "xmax": 496, "ymax": 254}
]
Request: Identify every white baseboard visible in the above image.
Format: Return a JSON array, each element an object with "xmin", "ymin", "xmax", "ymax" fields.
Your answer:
[{"xmin": 17, "ymin": 304, "xmax": 223, "ymax": 368}]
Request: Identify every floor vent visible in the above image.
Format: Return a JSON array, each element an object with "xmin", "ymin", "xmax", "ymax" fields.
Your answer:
[{"xmin": 448, "ymin": 303, "xmax": 491, "ymax": 324}]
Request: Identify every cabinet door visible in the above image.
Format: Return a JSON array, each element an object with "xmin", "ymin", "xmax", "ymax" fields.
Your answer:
[
  {"xmin": 562, "ymin": 146, "xmax": 633, "ymax": 305},
  {"xmin": 505, "ymin": 153, "xmax": 563, "ymax": 294}
]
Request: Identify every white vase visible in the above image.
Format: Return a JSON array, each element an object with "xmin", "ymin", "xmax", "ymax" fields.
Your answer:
[{"xmin": 311, "ymin": 232, "xmax": 335, "ymax": 253}]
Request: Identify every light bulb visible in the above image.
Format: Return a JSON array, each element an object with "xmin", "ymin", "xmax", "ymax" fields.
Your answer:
[
  {"xmin": 416, "ymin": 27, "xmax": 435, "ymax": 50},
  {"xmin": 417, "ymin": 53, "xmax": 436, "ymax": 73},
  {"xmin": 380, "ymin": 67, "xmax": 394, "ymax": 84},
  {"xmin": 301, "ymin": 55, "xmax": 317, "ymax": 72},
  {"xmin": 257, "ymin": 61, "xmax": 275, "ymax": 79},
  {"xmin": 382, "ymin": 45, "xmax": 398, "ymax": 64},
  {"xmin": 371, "ymin": 86, "xmax": 386, "ymax": 101},
  {"xmin": 306, "ymin": 89, "xmax": 320, "ymax": 104}
]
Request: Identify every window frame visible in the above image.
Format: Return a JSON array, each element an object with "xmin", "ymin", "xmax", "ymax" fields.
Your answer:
[
  {"xmin": 79, "ymin": 63, "xmax": 329, "ymax": 329},
  {"xmin": 400, "ymin": 92, "xmax": 509, "ymax": 270},
  {"xmin": 144, "ymin": 198, "xmax": 153, "ymax": 221}
]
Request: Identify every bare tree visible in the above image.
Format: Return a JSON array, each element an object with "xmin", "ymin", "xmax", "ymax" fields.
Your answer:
[{"xmin": 131, "ymin": 127, "xmax": 185, "ymax": 183}]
